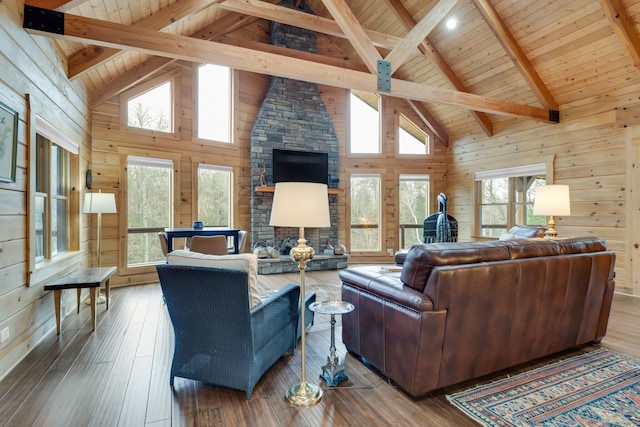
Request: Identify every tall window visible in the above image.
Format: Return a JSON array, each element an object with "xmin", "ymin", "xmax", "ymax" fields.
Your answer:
[
  {"xmin": 349, "ymin": 91, "xmax": 380, "ymax": 154},
  {"xmin": 197, "ymin": 164, "xmax": 232, "ymax": 226},
  {"xmin": 127, "ymin": 156, "xmax": 173, "ymax": 266},
  {"xmin": 476, "ymin": 164, "xmax": 547, "ymax": 237},
  {"xmin": 35, "ymin": 134, "xmax": 71, "ymax": 260},
  {"xmin": 399, "ymin": 115, "xmax": 429, "ymax": 155},
  {"xmin": 127, "ymin": 81, "xmax": 172, "ymax": 132},
  {"xmin": 350, "ymin": 174, "xmax": 381, "ymax": 251},
  {"xmin": 197, "ymin": 64, "xmax": 231, "ymax": 143},
  {"xmin": 399, "ymin": 174, "xmax": 430, "ymax": 248}
]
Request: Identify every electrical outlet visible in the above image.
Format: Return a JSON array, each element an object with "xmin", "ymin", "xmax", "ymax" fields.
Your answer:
[
  {"xmin": 0, "ymin": 327, "xmax": 9, "ymax": 343},
  {"xmin": 387, "ymin": 248, "xmax": 394, "ymax": 256}
]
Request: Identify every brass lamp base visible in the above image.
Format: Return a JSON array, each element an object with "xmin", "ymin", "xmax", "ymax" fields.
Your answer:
[
  {"xmin": 544, "ymin": 215, "xmax": 558, "ymax": 239},
  {"xmin": 285, "ymin": 231, "xmax": 323, "ymax": 407},
  {"xmin": 286, "ymin": 381, "xmax": 323, "ymax": 407}
]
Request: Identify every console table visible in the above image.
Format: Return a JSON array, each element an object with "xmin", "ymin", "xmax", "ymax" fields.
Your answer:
[
  {"xmin": 44, "ymin": 266, "xmax": 117, "ymax": 335},
  {"xmin": 164, "ymin": 227, "xmax": 240, "ymax": 253}
]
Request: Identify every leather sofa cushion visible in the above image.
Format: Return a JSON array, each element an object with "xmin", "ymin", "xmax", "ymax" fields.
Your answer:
[
  {"xmin": 501, "ymin": 238, "xmax": 560, "ymax": 259},
  {"xmin": 555, "ymin": 236, "xmax": 606, "ymax": 254},
  {"xmin": 500, "ymin": 224, "xmax": 547, "ymax": 239},
  {"xmin": 400, "ymin": 241, "xmax": 510, "ymax": 292},
  {"xmin": 399, "ymin": 237, "xmax": 607, "ymax": 292}
]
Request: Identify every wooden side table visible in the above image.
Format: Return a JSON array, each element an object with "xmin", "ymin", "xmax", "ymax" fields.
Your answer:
[{"xmin": 44, "ymin": 267, "xmax": 117, "ymax": 335}]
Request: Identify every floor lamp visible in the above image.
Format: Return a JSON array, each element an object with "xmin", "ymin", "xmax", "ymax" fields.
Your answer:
[
  {"xmin": 84, "ymin": 190, "xmax": 117, "ymax": 303},
  {"xmin": 533, "ymin": 184, "xmax": 571, "ymax": 239},
  {"xmin": 269, "ymin": 182, "xmax": 330, "ymax": 407}
]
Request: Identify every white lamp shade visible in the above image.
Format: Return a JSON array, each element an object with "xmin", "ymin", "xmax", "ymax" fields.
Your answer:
[
  {"xmin": 533, "ymin": 185, "xmax": 571, "ymax": 216},
  {"xmin": 84, "ymin": 192, "xmax": 117, "ymax": 214},
  {"xmin": 269, "ymin": 182, "xmax": 330, "ymax": 228}
]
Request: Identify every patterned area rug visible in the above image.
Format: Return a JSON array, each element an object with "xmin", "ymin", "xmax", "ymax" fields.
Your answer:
[{"xmin": 447, "ymin": 348, "xmax": 640, "ymax": 426}]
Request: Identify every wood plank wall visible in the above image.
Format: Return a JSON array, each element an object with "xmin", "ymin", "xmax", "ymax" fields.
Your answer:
[
  {"xmin": 446, "ymin": 87, "xmax": 640, "ymax": 295},
  {"xmin": 0, "ymin": 1, "xmax": 92, "ymax": 380}
]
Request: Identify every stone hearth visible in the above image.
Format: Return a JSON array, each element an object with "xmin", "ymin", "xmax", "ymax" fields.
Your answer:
[{"xmin": 258, "ymin": 254, "xmax": 349, "ymax": 275}]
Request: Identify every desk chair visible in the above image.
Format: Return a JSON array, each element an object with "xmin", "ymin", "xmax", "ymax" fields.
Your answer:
[{"xmin": 189, "ymin": 235, "xmax": 229, "ymax": 255}]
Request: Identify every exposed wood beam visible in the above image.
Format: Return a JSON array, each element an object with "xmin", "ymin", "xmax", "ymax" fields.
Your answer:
[
  {"xmin": 384, "ymin": 0, "xmax": 456, "ymax": 73},
  {"xmin": 67, "ymin": 0, "xmax": 222, "ymax": 79},
  {"xmin": 471, "ymin": 0, "xmax": 558, "ymax": 111},
  {"xmin": 316, "ymin": 0, "xmax": 453, "ymax": 141},
  {"xmin": 90, "ymin": 13, "xmax": 259, "ymax": 108},
  {"xmin": 406, "ymin": 100, "xmax": 449, "ymax": 147},
  {"xmin": 320, "ymin": 0, "xmax": 382, "ymax": 73},
  {"xmin": 215, "ymin": 35, "xmax": 370, "ymax": 72},
  {"xmin": 598, "ymin": 0, "xmax": 640, "ymax": 74},
  {"xmin": 24, "ymin": 7, "xmax": 557, "ymax": 123},
  {"xmin": 217, "ymin": 0, "xmax": 407, "ymax": 51},
  {"xmin": 76, "ymin": 0, "xmax": 411, "ymax": 82},
  {"xmin": 386, "ymin": 0, "xmax": 493, "ymax": 137},
  {"xmin": 25, "ymin": 0, "xmax": 84, "ymax": 11},
  {"xmin": 221, "ymin": 0, "xmax": 448, "ymax": 136}
]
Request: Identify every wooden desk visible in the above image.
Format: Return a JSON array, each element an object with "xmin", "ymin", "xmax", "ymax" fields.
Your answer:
[
  {"xmin": 44, "ymin": 267, "xmax": 117, "ymax": 335},
  {"xmin": 164, "ymin": 227, "xmax": 240, "ymax": 253}
]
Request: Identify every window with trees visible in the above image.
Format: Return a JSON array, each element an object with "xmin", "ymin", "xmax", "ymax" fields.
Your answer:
[
  {"xmin": 399, "ymin": 174, "xmax": 430, "ymax": 249},
  {"xmin": 349, "ymin": 91, "xmax": 380, "ymax": 154},
  {"xmin": 127, "ymin": 156, "xmax": 173, "ymax": 266},
  {"xmin": 197, "ymin": 64, "xmax": 231, "ymax": 143},
  {"xmin": 127, "ymin": 81, "xmax": 172, "ymax": 133},
  {"xmin": 399, "ymin": 115, "xmax": 430, "ymax": 155},
  {"xmin": 35, "ymin": 134, "xmax": 72, "ymax": 260},
  {"xmin": 476, "ymin": 164, "xmax": 547, "ymax": 237},
  {"xmin": 350, "ymin": 174, "xmax": 381, "ymax": 251},
  {"xmin": 197, "ymin": 164, "xmax": 232, "ymax": 226}
]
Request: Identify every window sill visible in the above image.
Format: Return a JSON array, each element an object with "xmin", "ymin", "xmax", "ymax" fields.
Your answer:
[{"xmin": 30, "ymin": 251, "xmax": 84, "ymax": 287}]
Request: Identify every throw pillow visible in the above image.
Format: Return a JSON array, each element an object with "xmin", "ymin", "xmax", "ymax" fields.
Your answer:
[{"xmin": 166, "ymin": 250, "xmax": 262, "ymax": 308}]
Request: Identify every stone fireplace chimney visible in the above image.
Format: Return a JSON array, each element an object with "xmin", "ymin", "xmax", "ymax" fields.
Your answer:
[{"xmin": 250, "ymin": 0, "xmax": 340, "ymax": 253}]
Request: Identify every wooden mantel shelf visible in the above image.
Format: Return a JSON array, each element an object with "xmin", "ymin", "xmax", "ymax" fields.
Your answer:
[{"xmin": 254, "ymin": 185, "xmax": 344, "ymax": 195}]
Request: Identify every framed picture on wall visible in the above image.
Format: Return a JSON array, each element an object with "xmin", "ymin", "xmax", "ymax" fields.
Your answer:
[{"xmin": 0, "ymin": 100, "xmax": 18, "ymax": 183}]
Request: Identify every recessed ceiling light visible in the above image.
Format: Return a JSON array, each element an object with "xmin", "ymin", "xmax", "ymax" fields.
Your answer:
[{"xmin": 446, "ymin": 17, "xmax": 457, "ymax": 30}]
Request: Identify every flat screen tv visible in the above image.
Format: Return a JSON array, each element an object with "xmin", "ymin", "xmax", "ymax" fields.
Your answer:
[{"xmin": 272, "ymin": 149, "xmax": 329, "ymax": 185}]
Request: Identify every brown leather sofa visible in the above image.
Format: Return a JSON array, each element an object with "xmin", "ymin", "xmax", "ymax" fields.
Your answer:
[{"xmin": 339, "ymin": 237, "xmax": 616, "ymax": 398}]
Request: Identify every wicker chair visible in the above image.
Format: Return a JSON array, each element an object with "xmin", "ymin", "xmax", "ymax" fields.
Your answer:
[{"xmin": 156, "ymin": 264, "xmax": 300, "ymax": 398}]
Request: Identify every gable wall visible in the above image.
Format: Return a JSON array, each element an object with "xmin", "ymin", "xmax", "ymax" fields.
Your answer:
[{"xmin": 91, "ymin": 58, "xmax": 448, "ymax": 286}]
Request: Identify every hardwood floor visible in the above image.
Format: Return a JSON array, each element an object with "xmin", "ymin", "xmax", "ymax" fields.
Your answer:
[{"xmin": 1, "ymin": 268, "xmax": 638, "ymax": 427}]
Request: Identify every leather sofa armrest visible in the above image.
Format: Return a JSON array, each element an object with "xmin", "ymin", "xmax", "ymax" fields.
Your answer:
[
  {"xmin": 394, "ymin": 249, "xmax": 409, "ymax": 265},
  {"xmin": 339, "ymin": 267, "xmax": 433, "ymax": 311}
]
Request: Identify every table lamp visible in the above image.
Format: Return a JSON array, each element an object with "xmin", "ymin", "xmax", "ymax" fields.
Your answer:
[
  {"xmin": 84, "ymin": 190, "xmax": 117, "ymax": 303},
  {"xmin": 269, "ymin": 182, "xmax": 330, "ymax": 407},
  {"xmin": 533, "ymin": 184, "xmax": 570, "ymax": 239}
]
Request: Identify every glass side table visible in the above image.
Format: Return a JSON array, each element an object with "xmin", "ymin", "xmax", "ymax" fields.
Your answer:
[{"xmin": 309, "ymin": 300, "xmax": 355, "ymax": 387}]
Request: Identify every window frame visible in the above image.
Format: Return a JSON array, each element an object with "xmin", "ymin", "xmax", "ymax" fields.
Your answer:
[
  {"xmin": 398, "ymin": 173, "xmax": 431, "ymax": 249},
  {"xmin": 397, "ymin": 114, "xmax": 432, "ymax": 156},
  {"xmin": 193, "ymin": 64, "xmax": 235, "ymax": 145},
  {"xmin": 193, "ymin": 163, "xmax": 234, "ymax": 227},
  {"xmin": 117, "ymin": 148, "xmax": 181, "ymax": 276},
  {"xmin": 347, "ymin": 90, "xmax": 382, "ymax": 156},
  {"xmin": 472, "ymin": 161, "xmax": 553, "ymax": 238},
  {"xmin": 120, "ymin": 71, "xmax": 181, "ymax": 139},
  {"xmin": 348, "ymin": 172, "xmax": 383, "ymax": 253},
  {"xmin": 27, "ymin": 113, "xmax": 81, "ymax": 285}
]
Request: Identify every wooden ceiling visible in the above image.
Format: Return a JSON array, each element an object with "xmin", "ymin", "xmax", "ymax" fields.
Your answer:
[{"xmin": 23, "ymin": 0, "xmax": 640, "ymax": 144}]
